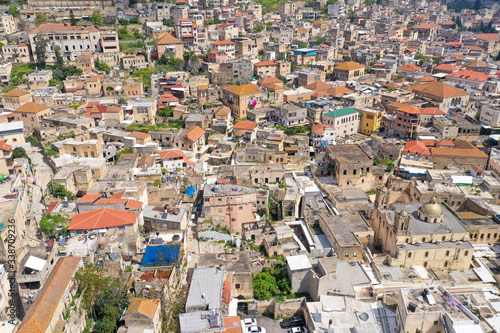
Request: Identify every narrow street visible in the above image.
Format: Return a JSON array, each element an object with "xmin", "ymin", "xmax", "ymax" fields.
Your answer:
[{"xmin": 26, "ymin": 149, "xmax": 54, "ymax": 246}]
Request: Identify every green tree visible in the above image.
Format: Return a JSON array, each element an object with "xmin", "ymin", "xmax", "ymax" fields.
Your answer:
[
  {"xmin": 316, "ymin": 37, "xmax": 325, "ymax": 44},
  {"xmin": 97, "ymin": 61, "xmax": 111, "ymax": 74},
  {"xmin": 49, "ymin": 183, "xmax": 73, "ymax": 200},
  {"xmin": 8, "ymin": 5, "xmax": 20, "ymax": 17},
  {"xmin": 54, "ymin": 45, "xmax": 64, "ymax": 68},
  {"xmin": 74, "ymin": 264, "xmax": 109, "ymax": 312},
  {"xmin": 91, "ymin": 10, "xmax": 103, "ymax": 25},
  {"xmin": 35, "ymin": 13, "xmax": 48, "ymax": 26},
  {"xmin": 34, "ymin": 36, "xmax": 48, "ymax": 69},
  {"xmin": 69, "ymin": 9, "xmax": 77, "ymax": 25},
  {"xmin": 12, "ymin": 147, "xmax": 28, "ymax": 159}
]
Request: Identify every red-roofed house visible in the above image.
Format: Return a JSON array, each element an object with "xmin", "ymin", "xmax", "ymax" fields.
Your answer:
[
  {"xmin": 232, "ymin": 121, "xmax": 257, "ymax": 142},
  {"xmin": 397, "ymin": 63, "xmax": 421, "ymax": 78},
  {"xmin": 432, "ymin": 64, "xmax": 459, "ymax": 74},
  {"xmin": 68, "ymin": 208, "xmax": 139, "ymax": 235},
  {"xmin": 395, "ymin": 105, "xmax": 421, "ymax": 139},
  {"xmin": 310, "ymin": 123, "xmax": 335, "ymax": 148},
  {"xmin": 159, "ymin": 150, "xmax": 196, "ymax": 170},
  {"xmin": 174, "ymin": 19, "xmax": 198, "ymax": 45},
  {"xmin": 446, "ymin": 70, "xmax": 491, "ymax": 90},
  {"xmin": 403, "ymin": 141, "xmax": 431, "ymax": 161},
  {"xmin": 175, "ymin": 126, "xmax": 206, "ymax": 154},
  {"xmin": 253, "ymin": 61, "xmax": 278, "ymax": 77},
  {"xmin": 210, "ymin": 40, "xmax": 235, "ymax": 58}
]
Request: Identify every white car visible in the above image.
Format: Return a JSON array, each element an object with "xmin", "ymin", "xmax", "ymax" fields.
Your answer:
[
  {"xmin": 241, "ymin": 318, "xmax": 257, "ymax": 330},
  {"xmin": 248, "ymin": 326, "xmax": 266, "ymax": 333},
  {"xmin": 289, "ymin": 327, "xmax": 308, "ymax": 333}
]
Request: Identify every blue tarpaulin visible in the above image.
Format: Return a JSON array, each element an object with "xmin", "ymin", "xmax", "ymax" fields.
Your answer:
[
  {"xmin": 185, "ymin": 186, "xmax": 196, "ymax": 197},
  {"xmin": 142, "ymin": 244, "xmax": 180, "ymax": 267},
  {"xmin": 321, "ymin": 142, "xmax": 329, "ymax": 147}
]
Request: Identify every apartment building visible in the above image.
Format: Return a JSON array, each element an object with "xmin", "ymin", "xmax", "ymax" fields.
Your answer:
[
  {"xmin": 28, "ymin": 24, "xmax": 119, "ymax": 63},
  {"xmin": 211, "ymin": 40, "xmax": 236, "ymax": 59},
  {"xmin": 222, "ymin": 84, "xmax": 263, "ymax": 119},
  {"xmin": 202, "ymin": 184, "xmax": 257, "ymax": 232},
  {"xmin": 322, "ymin": 107, "xmax": 361, "ymax": 136}
]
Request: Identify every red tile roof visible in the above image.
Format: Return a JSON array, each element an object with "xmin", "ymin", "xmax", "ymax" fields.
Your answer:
[
  {"xmin": 183, "ymin": 126, "xmax": 206, "ymax": 142},
  {"xmin": 17, "ymin": 257, "xmax": 82, "ymax": 333},
  {"xmin": 403, "ymin": 141, "xmax": 431, "ymax": 155},
  {"xmin": 126, "ymin": 200, "xmax": 143, "ymax": 209},
  {"xmin": 77, "ymin": 193, "xmax": 103, "ymax": 203},
  {"xmin": 447, "ymin": 70, "xmax": 491, "ymax": 82},
  {"xmin": 398, "ymin": 63, "xmax": 421, "ymax": 72},
  {"xmin": 437, "ymin": 140, "xmax": 455, "ymax": 147},
  {"xmin": 254, "ymin": 61, "xmax": 278, "ymax": 67},
  {"xmin": 233, "ymin": 121, "xmax": 257, "ymax": 131},
  {"xmin": 68, "ymin": 208, "xmax": 138, "ymax": 230},
  {"xmin": 434, "ymin": 64, "xmax": 459, "ymax": 71},
  {"xmin": 159, "ymin": 150, "xmax": 195, "ymax": 165},
  {"xmin": 311, "ymin": 123, "xmax": 333, "ymax": 134},
  {"xmin": 420, "ymin": 107, "xmax": 446, "ymax": 115}
]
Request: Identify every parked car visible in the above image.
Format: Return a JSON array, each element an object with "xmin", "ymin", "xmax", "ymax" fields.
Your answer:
[
  {"xmin": 241, "ymin": 318, "xmax": 257, "ymax": 331},
  {"xmin": 248, "ymin": 326, "xmax": 266, "ymax": 333},
  {"xmin": 289, "ymin": 327, "xmax": 308, "ymax": 333},
  {"xmin": 280, "ymin": 316, "xmax": 305, "ymax": 328}
]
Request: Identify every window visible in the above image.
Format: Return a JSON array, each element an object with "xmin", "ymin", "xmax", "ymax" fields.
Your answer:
[
  {"xmin": 464, "ymin": 251, "xmax": 469, "ymax": 256},
  {"xmin": 445, "ymin": 251, "xmax": 450, "ymax": 256},
  {"xmin": 217, "ymin": 198, "xmax": 222, "ymax": 202},
  {"xmin": 345, "ymin": 252, "xmax": 349, "ymax": 258},
  {"xmin": 408, "ymin": 252, "xmax": 412, "ymax": 258},
  {"xmin": 235, "ymin": 284, "xmax": 240, "ymax": 289},
  {"xmin": 343, "ymin": 170, "xmax": 347, "ymax": 175},
  {"xmin": 424, "ymin": 251, "xmax": 429, "ymax": 258}
]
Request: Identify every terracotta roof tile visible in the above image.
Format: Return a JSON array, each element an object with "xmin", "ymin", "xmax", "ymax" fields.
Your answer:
[
  {"xmin": 159, "ymin": 150, "xmax": 195, "ymax": 165},
  {"xmin": 17, "ymin": 257, "xmax": 82, "ymax": 333},
  {"xmin": 14, "ymin": 102, "xmax": 49, "ymax": 114},
  {"xmin": 125, "ymin": 298, "xmax": 160, "ymax": 319},
  {"xmin": 68, "ymin": 208, "xmax": 138, "ymax": 230},
  {"xmin": 234, "ymin": 121, "xmax": 257, "ymax": 131},
  {"xmin": 183, "ymin": 126, "xmax": 205, "ymax": 142},
  {"xmin": 404, "ymin": 141, "xmax": 431, "ymax": 155},
  {"xmin": 223, "ymin": 84, "xmax": 261, "ymax": 95},
  {"xmin": 77, "ymin": 193, "xmax": 103, "ymax": 203},
  {"xmin": 2, "ymin": 88, "xmax": 30, "ymax": 97}
]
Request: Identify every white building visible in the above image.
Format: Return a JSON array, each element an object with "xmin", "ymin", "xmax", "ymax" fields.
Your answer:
[
  {"xmin": 322, "ymin": 107, "xmax": 361, "ymax": 137},
  {"xmin": 328, "ymin": 3, "xmax": 346, "ymax": 18}
]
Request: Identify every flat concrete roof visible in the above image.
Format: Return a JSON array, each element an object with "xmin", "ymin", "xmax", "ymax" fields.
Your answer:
[{"xmin": 286, "ymin": 254, "xmax": 312, "ymax": 271}]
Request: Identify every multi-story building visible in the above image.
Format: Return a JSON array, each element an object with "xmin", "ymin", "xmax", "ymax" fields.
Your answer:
[
  {"xmin": 253, "ymin": 61, "xmax": 278, "ymax": 77},
  {"xmin": 322, "ymin": 107, "xmax": 361, "ymax": 137},
  {"xmin": 174, "ymin": 18, "xmax": 198, "ymax": 45},
  {"xmin": 269, "ymin": 103, "xmax": 308, "ymax": 127},
  {"xmin": 53, "ymin": 138, "xmax": 103, "ymax": 158},
  {"xmin": 28, "ymin": 24, "xmax": 119, "ymax": 63},
  {"xmin": 156, "ymin": 33, "xmax": 184, "ymax": 59},
  {"xmin": 0, "ymin": 14, "xmax": 17, "ymax": 37},
  {"xmin": 12, "ymin": 102, "xmax": 51, "ymax": 130},
  {"xmin": 202, "ymin": 184, "xmax": 257, "ymax": 232},
  {"xmin": 310, "ymin": 123, "xmax": 336, "ymax": 148},
  {"xmin": 332, "ymin": 61, "xmax": 365, "ymax": 81},
  {"xmin": 325, "ymin": 144, "xmax": 374, "ymax": 190},
  {"xmin": 128, "ymin": 99, "xmax": 157, "ymax": 124},
  {"xmin": 297, "ymin": 70, "xmax": 326, "ymax": 87},
  {"xmin": 373, "ymin": 191, "xmax": 473, "ymax": 270},
  {"xmin": 222, "ymin": 84, "xmax": 262, "ymax": 119},
  {"xmin": 210, "ymin": 40, "xmax": 236, "ymax": 59},
  {"xmin": 411, "ymin": 81, "xmax": 469, "ymax": 112},
  {"xmin": 2, "ymin": 43, "xmax": 31, "ymax": 64}
]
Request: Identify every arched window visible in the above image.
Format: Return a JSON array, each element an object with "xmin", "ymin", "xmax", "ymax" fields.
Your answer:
[{"xmin": 424, "ymin": 251, "xmax": 429, "ymax": 258}]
